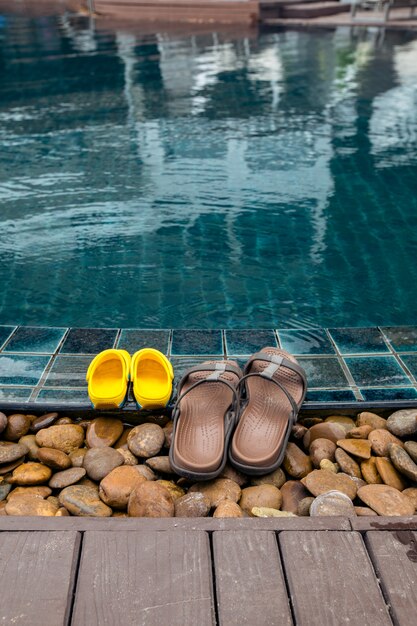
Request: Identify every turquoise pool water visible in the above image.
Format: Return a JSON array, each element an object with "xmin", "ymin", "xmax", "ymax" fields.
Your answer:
[{"xmin": 0, "ymin": 16, "xmax": 417, "ymax": 329}]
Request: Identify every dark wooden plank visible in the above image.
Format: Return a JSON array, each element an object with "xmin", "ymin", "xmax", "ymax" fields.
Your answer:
[
  {"xmin": 72, "ymin": 530, "xmax": 214, "ymax": 626},
  {"xmin": 366, "ymin": 531, "xmax": 417, "ymax": 625},
  {"xmin": 213, "ymin": 530, "xmax": 292, "ymax": 626},
  {"xmin": 351, "ymin": 516, "xmax": 417, "ymax": 532},
  {"xmin": 0, "ymin": 515, "xmax": 351, "ymax": 532},
  {"xmin": 279, "ymin": 531, "xmax": 392, "ymax": 626},
  {"xmin": 0, "ymin": 531, "xmax": 80, "ymax": 626}
]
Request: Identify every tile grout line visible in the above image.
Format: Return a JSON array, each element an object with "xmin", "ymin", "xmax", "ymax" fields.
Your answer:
[
  {"xmin": 379, "ymin": 326, "xmax": 417, "ymax": 388},
  {"xmin": 324, "ymin": 329, "xmax": 363, "ymax": 401},
  {"xmin": 29, "ymin": 328, "xmax": 72, "ymax": 402}
]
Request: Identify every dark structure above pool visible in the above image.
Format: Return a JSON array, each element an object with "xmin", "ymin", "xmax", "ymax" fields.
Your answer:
[{"xmin": 1, "ymin": 325, "xmax": 417, "ymax": 411}]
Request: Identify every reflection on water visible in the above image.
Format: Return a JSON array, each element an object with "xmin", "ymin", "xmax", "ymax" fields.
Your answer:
[{"xmin": 0, "ymin": 15, "xmax": 417, "ymax": 328}]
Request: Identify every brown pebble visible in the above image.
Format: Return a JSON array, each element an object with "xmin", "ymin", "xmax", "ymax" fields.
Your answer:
[
  {"xmin": 0, "ymin": 441, "xmax": 28, "ymax": 464},
  {"xmin": 35, "ymin": 424, "xmax": 84, "ymax": 454},
  {"xmin": 301, "ymin": 469, "xmax": 357, "ymax": 500},
  {"xmin": 55, "ymin": 417, "xmax": 73, "ymax": 425},
  {"xmin": 213, "ymin": 501, "xmax": 244, "ymax": 518},
  {"xmin": 8, "ymin": 462, "xmax": 52, "ymax": 485},
  {"xmin": 361, "ymin": 457, "xmax": 382, "ymax": 484},
  {"xmin": 7, "ymin": 486, "xmax": 52, "ymax": 500},
  {"xmin": 83, "ymin": 447, "xmax": 124, "ymax": 482},
  {"xmin": 358, "ymin": 484, "xmax": 415, "ymax": 516},
  {"xmin": 309, "ymin": 438, "xmax": 337, "ymax": 468},
  {"xmin": 59, "ymin": 485, "xmax": 112, "ymax": 517},
  {"xmin": 127, "ymin": 424, "xmax": 165, "ymax": 458},
  {"xmin": 189, "ymin": 479, "xmax": 241, "ymax": 508},
  {"xmin": 347, "ymin": 425, "xmax": 373, "ymax": 439},
  {"xmin": 219, "ymin": 464, "xmax": 247, "ymax": 487},
  {"xmin": 145, "ymin": 456, "xmax": 174, "ymax": 474},
  {"xmin": 334, "ymin": 448, "xmax": 362, "ymax": 478},
  {"xmin": 283, "ymin": 442, "xmax": 312, "ymax": 479},
  {"xmin": 114, "ymin": 427, "xmax": 132, "ymax": 449},
  {"xmin": 69, "ymin": 448, "xmax": 87, "ymax": 467},
  {"xmin": 239, "ymin": 485, "xmax": 282, "ymax": 515},
  {"xmin": 3, "ymin": 414, "xmax": 32, "ymax": 441},
  {"xmin": 86, "ymin": 417, "xmax": 124, "ymax": 448},
  {"xmin": 0, "ymin": 457, "xmax": 26, "ymax": 475},
  {"xmin": 5, "ymin": 494, "xmax": 58, "ymax": 516},
  {"xmin": 117, "ymin": 448, "xmax": 138, "ymax": 466},
  {"xmin": 163, "ymin": 422, "xmax": 173, "ymax": 448},
  {"xmin": 128, "ymin": 481, "xmax": 174, "ymax": 517},
  {"xmin": 157, "ymin": 480, "xmax": 185, "ymax": 501},
  {"xmin": 99, "ymin": 465, "xmax": 147, "ymax": 509},
  {"xmin": 356, "ymin": 412, "xmax": 387, "ymax": 430},
  {"xmin": 281, "ymin": 480, "xmax": 309, "ymax": 514},
  {"xmin": 375, "ymin": 457, "xmax": 407, "ymax": 491},
  {"xmin": 368, "ymin": 429, "xmax": 404, "ymax": 457},
  {"xmin": 18, "ymin": 435, "xmax": 39, "ymax": 461},
  {"xmin": 37, "ymin": 447, "xmax": 71, "ymax": 470},
  {"xmin": 30, "ymin": 413, "xmax": 59, "ymax": 432},
  {"xmin": 354, "ymin": 506, "xmax": 378, "ymax": 516},
  {"xmin": 49, "ymin": 467, "xmax": 86, "ymax": 489},
  {"xmin": 402, "ymin": 487, "xmax": 417, "ymax": 512},
  {"xmin": 174, "ymin": 492, "xmax": 211, "ymax": 517},
  {"xmin": 55, "ymin": 507, "xmax": 70, "ymax": 516},
  {"xmin": 297, "ymin": 497, "xmax": 315, "ymax": 516},
  {"xmin": 250, "ymin": 468, "xmax": 286, "ymax": 489},
  {"xmin": 336, "ymin": 439, "xmax": 371, "ymax": 460},
  {"xmin": 303, "ymin": 423, "xmax": 347, "ymax": 448},
  {"xmin": 292, "ymin": 424, "xmax": 308, "ymax": 439},
  {"xmin": 134, "ymin": 465, "xmax": 156, "ymax": 481},
  {"xmin": 0, "ymin": 412, "xmax": 7, "ymax": 434}
]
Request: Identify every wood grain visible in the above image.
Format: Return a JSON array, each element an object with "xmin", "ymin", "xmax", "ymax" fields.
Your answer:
[
  {"xmin": 366, "ymin": 531, "xmax": 417, "ymax": 625},
  {"xmin": 71, "ymin": 530, "xmax": 214, "ymax": 626},
  {"xmin": 213, "ymin": 530, "xmax": 293, "ymax": 625},
  {"xmin": 0, "ymin": 531, "xmax": 80, "ymax": 626},
  {"xmin": 279, "ymin": 531, "xmax": 392, "ymax": 626}
]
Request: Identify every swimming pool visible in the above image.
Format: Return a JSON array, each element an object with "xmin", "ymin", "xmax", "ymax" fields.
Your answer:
[{"xmin": 0, "ymin": 15, "xmax": 417, "ymax": 329}]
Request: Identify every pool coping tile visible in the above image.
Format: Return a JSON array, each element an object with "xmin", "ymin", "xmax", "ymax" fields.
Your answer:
[{"xmin": 328, "ymin": 327, "xmax": 390, "ymax": 355}]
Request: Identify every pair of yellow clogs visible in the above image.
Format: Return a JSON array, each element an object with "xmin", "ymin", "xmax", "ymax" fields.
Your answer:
[{"xmin": 86, "ymin": 348, "xmax": 174, "ymax": 410}]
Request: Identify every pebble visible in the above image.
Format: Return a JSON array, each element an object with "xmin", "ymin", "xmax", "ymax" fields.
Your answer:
[
  {"xmin": 0, "ymin": 482, "xmax": 12, "ymax": 501},
  {"xmin": 135, "ymin": 465, "xmax": 156, "ymax": 481},
  {"xmin": 56, "ymin": 417, "xmax": 73, "ymax": 425},
  {"xmin": 374, "ymin": 457, "xmax": 406, "ymax": 491},
  {"xmin": 7, "ymin": 486, "xmax": 52, "ymax": 500},
  {"xmin": 219, "ymin": 464, "xmax": 247, "ymax": 487},
  {"xmin": 37, "ymin": 447, "xmax": 71, "ymax": 470},
  {"xmin": 189, "ymin": 479, "xmax": 241, "ymax": 508},
  {"xmin": 386, "ymin": 409, "xmax": 417, "ymax": 437},
  {"xmin": 55, "ymin": 507, "xmax": 70, "ymax": 516},
  {"xmin": 0, "ymin": 412, "xmax": 7, "ymax": 434},
  {"xmin": 357, "ymin": 412, "xmax": 388, "ymax": 430},
  {"xmin": 8, "ymin": 462, "xmax": 52, "ymax": 485},
  {"xmin": 319, "ymin": 459, "xmax": 338, "ymax": 473},
  {"xmin": 3, "ymin": 414, "xmax": 32, "ymax": 441},
  {"xmin": 99, "ymin": 466, "xmax": 147, "ymax": 509},
  {"xmin": 30, "ymin": 413, "xmax": 59, "ymax": 432},
  {"xmin": 300, "ymin": 417, "xmax": 323, "ymax": 428},
  {"xmin": 127, "ymin": 424, "xmax": 165, "ymax": 458},
  {"xmin": 252, "ymin": 507, "xmax": 296, "ymax": 518},
  {"xmin": 116, "ymin": 448, "xmax": 138, "ymax": 465},
  {"xmin": 402, "ymin": 487, "xmax": 417, "ymax": 512},
  {"xmin": 292, "ymin": 424, "xmax": 308, "ymax": 440},
  {"xmin": 114, "ymin": 428, "xmax": 131, "ymax": 449},
  {"xmin": 309, "ymin": 438, "xmax": 337, "ymax": 468},
  {"xmin": 213, "ymin": 501, "xmax": 244, "ymax": 518},
  {"xmin": 86, "ymin": 417, "xmax": 124, "ymax": 448},
  {"xmin": 59, "ymin": 485, "xmax": 112, "ymax": 517},
  {"xmin": 0, "ymin": 501, "xmax": 6, "ymax": 515},
  {"xmin": 368, "ymin": 429, "xmax": 404, "ymax": 457},
  {"xmin": 324, "ymin": 416, "xmax": 355, "ymax": 433},
  {"xmin": 19, "ymin": 435, "xmax": 39, "ymax": 461},
  {"xmin": 301, "ymin": 469, "xmax": 357, "ymax": 500},
  {"xmin": 128, "ymin": 481, "xmax": 174, "ymax": 517},
  {"xmin": 404, "ymin": 441, "xmax": 417, "ymax": 463},
  {"xmin": 389, "ymin": 443, "xmax": 417, "ymax": 482},
  {"xmin": 49, "ymin": 467, "xmax": 86, "ymax": 489},
  {"xmin": 175, "ymin": 492, "xmax": 211, "ymax": 517},
  {"xmin": 335, "ymin": 448, "xmax": 362, "ymax": 478},
  {"xmin": 83, "ymin": 447, "xmax": 124, "ymax": 482},
  {"xmin": 303, "ymin": 423, "xmax": 347, "ymax": 448},
  {"xmin": 250, "ymin": 467, "xmax": 285, "ymax": 488},
  {"xmin": 361, "ymin": 457, "xmax": 382, "ymax": 484},
  {"xmin": 69, "ymin": 448, "xmax": 87, "ymax": 467},
  {"xmin": 281, "ymin": 480, "xmax": 310, "ymax": 514},
  {"xmin": 283, "ymin": 442, "xmax": 313, "ymax": 478},
  {"xmin": 347, "ymin": 475, "xmax": 367, "ymax": 490},
  {"xmin": 157, "ymin": 480, "xmax": 185, "ymax": 501},
  {"xmin": 5, "ymin": 494, "xmax": 58, "ymax": 516},
  {"xmin": 336, "ymin": 439, "xmax": 371, "ymax": 460},
  {"xmin": 347, "ymin": 425, "xmax": 373, "ymax": 439},
  {"xmin": 297, "ymin": 497, "xmax": 315, "ymax": 516},
  {"xmin": 0, "ymin": 457, "xmax": 25, "ymax": 475},
  {"xmin": 35, "ymin": 424, "xmax": 84, "ymax": 454},
  {"xmin": 355, "ymin": 506, "xmax": 378, "ymax": 516},
  {"xmin": 163, "ymin": 422, "xmax": 173, "ymax": 448},
  {"xmin": 358, "ymin": 484, "xmax": 415, "ymax": 516},
  {"xmin": 239, "ymin": 485, "xmax": 282, "ymax": 515},
  {"xmin": 145, "ymin": 456, "xmax": 174, "ymax": 474},
  {"xmin": 310, "ymin": 491, "xmax": 356, "ymax": 517},
  {"xmin": 0, "ymin": 441, "xmax": 28, "ymax": 464}
]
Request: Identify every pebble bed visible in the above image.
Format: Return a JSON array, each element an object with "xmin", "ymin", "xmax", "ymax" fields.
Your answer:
[{"xmin": 1, "ymin": 409, "xmax": 417, "ymax": 518}]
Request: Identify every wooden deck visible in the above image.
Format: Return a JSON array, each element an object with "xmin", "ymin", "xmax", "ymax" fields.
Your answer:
[{"xmin": 1, "ymin": 516, "xmax": 417, "ymax": 625}]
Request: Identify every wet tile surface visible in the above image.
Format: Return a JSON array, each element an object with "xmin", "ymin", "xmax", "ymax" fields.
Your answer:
[
  {"xmin": 297, "ymin": 357, "xmax": 349, "ymax": 388},
  {"xmin": 225, "ymin": 330, "xmax": 277, "ymax": 355},
  {"xmin": 277, "ymin": 329, "xmax": 335, "ymax": 355},
  {"xmin": 328, "ymin": 327, "xmax": 389, "ymax": 354},
  {"xmin": 0, "ymin": 326, "xmax": 16, "ymax": 349},
  {"xmin": 304, "ymin": 389, "xmax": 357, "ymax": 403},
  {"xmin": 360, "ymin": 388, "xmax": 417, "ymax": 402},
  {"xmin": 60, "ymin": 328, "xmax": 118, "ymax": 354},
  {"xmin": 43, "ymin": 356, "xmax": 91, "ymax": 388},
  {"xmin": 171, "ymin": 330, "xmax": 223, "ymax": 356},
  {"xmin": 381, "ymin": 326, "xmax": 417, "ymax": 352},
  {"xmin": 0, "ymin": 355, "xmax": 51, "ymax": 386},
  {"xmin": 0, "ymin": 326, "xmax": 417, "ymax": 409},
  {"xmin": 0, "ymin": 387, "xmax": 33, "ymax": 401},
  {"xmin": 345, "ymin": 356, "xmax": 411, "ymax": 387},
  {"xmin": 3, "ymin": 326, "xmax": 66, "ymax": 354},
  {"xmin": 117, "ymin": 330, "xmax": 170, "ymax": 355}
]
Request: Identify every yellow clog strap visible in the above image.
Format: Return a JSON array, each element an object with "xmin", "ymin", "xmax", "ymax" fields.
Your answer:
[
  {"xmin": 86, "ymin": 349, "xmax": 131, "ymax": 382},
  {"xmin": 130, "ymin": 348, "xmax": 174, "ymax": 381}
]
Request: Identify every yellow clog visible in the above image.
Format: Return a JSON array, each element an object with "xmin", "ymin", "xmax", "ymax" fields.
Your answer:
[
  {"xmin": 130, "ymin": 348, "xmax": 174, "ymax": 409},
  {"xmin": 86, "ymin": 349, "xmax": 131, "ymax": 409}
]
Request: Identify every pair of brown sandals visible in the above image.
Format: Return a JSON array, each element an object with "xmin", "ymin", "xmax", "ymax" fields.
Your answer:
[{"xmin": 169, "ymin": 347, "xmax": 307, "ymax": 480}]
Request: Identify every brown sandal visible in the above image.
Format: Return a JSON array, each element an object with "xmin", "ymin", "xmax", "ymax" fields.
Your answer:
[
  {"xmin": 229, "ymin": 348, "xmax": 307, "ymax": 475},
  {"xmin": 169, "ymin": 361, "xmax": 242, "ymax": 480}
]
